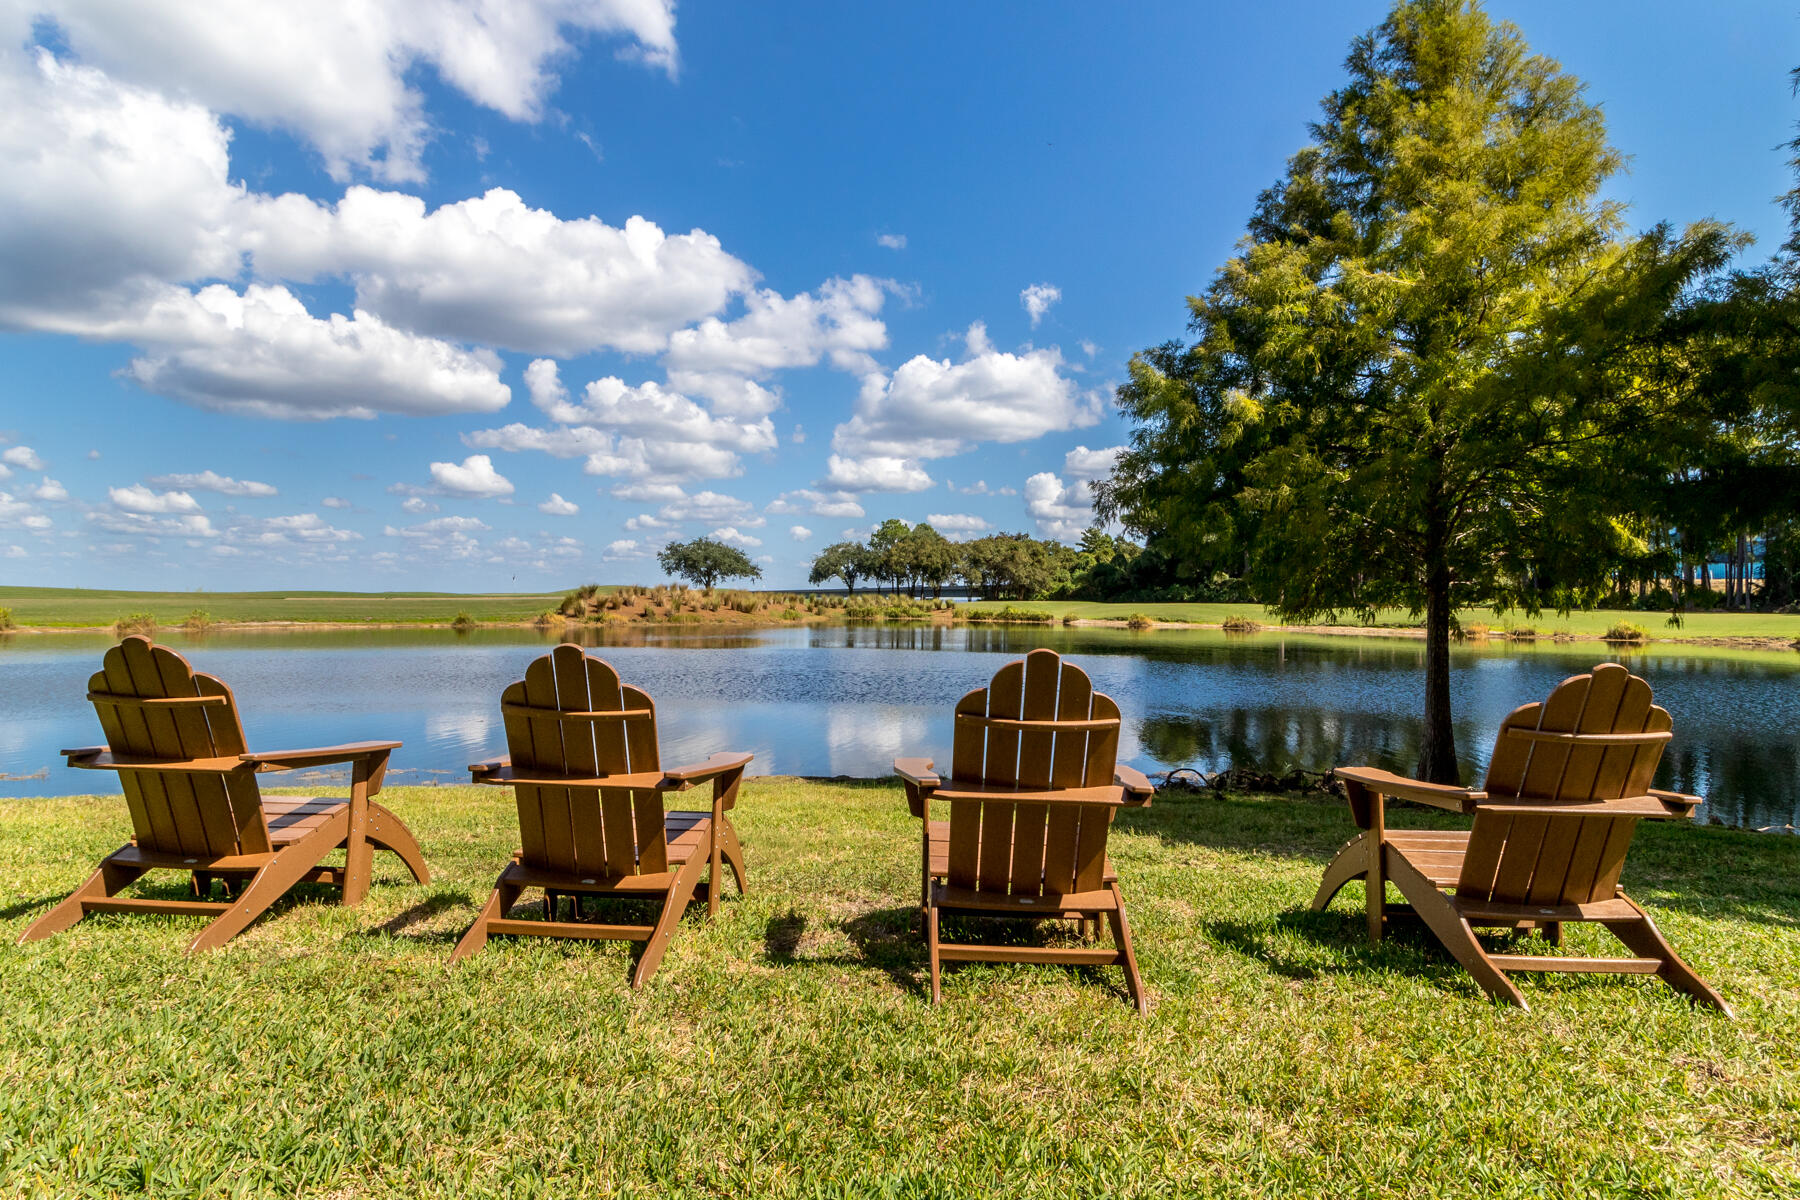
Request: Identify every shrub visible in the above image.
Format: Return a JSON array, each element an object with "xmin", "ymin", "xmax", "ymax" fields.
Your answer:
[
  {"xmin": 558, "ymin": 583, "xmax": 602, "ymax": 617},
  {"xmin": 1604, "ymin": 620, "xmax": 1647, "ymax": 643},
  {"xmin": 114, "ymin": 612, "xmax": 157, "ymax": 636},
  {"xmin": 0, "ymin": 607, "xmax": 13, "ymax": 632},
  {"xmin": 1062, "ymin": 613, "xmax": 1081, "ymax": 625},
  {"xmin": 1458, "ymin": 622, "xmax": 1490, "ymax": 641},
  {"xmin": 962, "ymin": 606, "xmax": 1053, "ymax": 624},
  {"xmin": 450, "ymin": 611, "xmax": 477, "ymax": 631},
  {"xmin": 1221, "ymin": 615, "xmax": 1261, "ymax": 633},
  {"xmin": 532, "ymin": 610, "xmax": 559, "ymax": 629},
  {"xmin": 1126, "ymin": 613, "xmax": 1155, "ymax": 630},
  {"xmin": 1507, "ymin": 625, "xmax": 1536, "ymax": 639},
  {"xmin": 780, "ymin": 607, "xmax": 803, "ymax": 621},
  {"xmin": 182, "ymin": 609, "xmax": 213, "ymax": 633}
]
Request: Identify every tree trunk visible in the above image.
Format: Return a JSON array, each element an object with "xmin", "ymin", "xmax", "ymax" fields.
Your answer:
[
  {"xmin": 1416, "ymin": 575, "xmax": 1459, "ymax": 783},
  {"xmin": 1416, "ymin": 496, "xmax": 1458, "ymax": 784}
]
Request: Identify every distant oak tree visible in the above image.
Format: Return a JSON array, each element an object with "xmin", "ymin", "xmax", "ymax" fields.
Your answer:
[
  {"xmin": 1096, "ymin": 0, "xmax": 1739, "ymax": 781},
  {"xmin": 656, "ymin": 537, "xmax": 762, "ymax": 590}
]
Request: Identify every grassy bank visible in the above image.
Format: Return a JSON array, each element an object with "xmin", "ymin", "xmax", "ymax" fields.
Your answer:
[
  {"xmin": 4, "ymin": 780, "xmax": 1798, "ymax": 1197},
  {"xmin": 958, "ymin": 598, "xmax": 1800, "ymax": 642},
  {"xmin": 0, "ymin": 586, "xmax": 565, "ymax": 629}
]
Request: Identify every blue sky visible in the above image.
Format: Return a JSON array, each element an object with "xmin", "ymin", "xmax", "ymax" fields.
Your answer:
[{"xmin": 1, "ymin": 0, "xmax": 1794, "ymax": 592}]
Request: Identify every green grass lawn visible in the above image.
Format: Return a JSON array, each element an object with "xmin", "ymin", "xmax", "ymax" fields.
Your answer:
[
  {"xmin": 958, "ymin": 598, "xmax": 1800, "ymax": 641},
  {"xmin": 4, "ymin": 780, "xmax": 1798, "ymax": 1197},
  {"xmin": 0, "ymin": 586, "xmax": 568, "ymax": 628}
]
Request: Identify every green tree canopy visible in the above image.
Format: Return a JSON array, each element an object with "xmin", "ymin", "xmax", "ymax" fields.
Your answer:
[
  {"xmin": 807, "ymin": 541, "xmax": 873, "ymax": 593},
  {"xmin": 656, "ymin": 537, "xmax": 763, "ymax": 590},
  {"xmin": 1096, "ymin": 0, "xmax": 1739, "ymax": 781}
]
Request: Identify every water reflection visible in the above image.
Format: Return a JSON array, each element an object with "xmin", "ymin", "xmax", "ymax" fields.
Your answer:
[{"xmin": 1, "ymin": 625, "xmax": 1796, "ymax": 828}]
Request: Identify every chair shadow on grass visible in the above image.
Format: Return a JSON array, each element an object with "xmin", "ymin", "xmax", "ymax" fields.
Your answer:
[
  {"xmin": 762, "ymin": 905, "xmax": 1138, "ymax": 1005},
  {"xmin": 365, "ymin": 890, "xmax": 471, "ymax": 940},
  {"xmin": 762, "ymin": 905, "xmax": 930, "ymax": 996}
]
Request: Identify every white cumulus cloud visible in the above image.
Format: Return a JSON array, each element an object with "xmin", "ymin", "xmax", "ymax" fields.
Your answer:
[
  {"xmin": 538, "ymin": 492, "xmax": 579, "ymax": 516},
  {"xmin": 428, "ymin": 454, "xmax": 514, "ymax": 498},
  {"xmin": 822, "ymin": 454, "xmax": 933, "ymax": 494},
  {"xmin": 832, "ymin": 322, "xmax": 1099, "ymax": 461},
  {"xmin": 1024, "ymin": 471, "xmax": 1097, "ymax": 543},
  {"xmin": 789, "ymin": 524, "xmax": 813, "ymax": 541},
  {"xmin": 1063, "ymin": 444, "xmax": 1125, "ymax": 481},
  {"xmin": 31, "ymin": 1, "xmax": 679, "ymax": 183},
  {"xmin": 109, "ymin": 483, "xmax": 201, "ymax": 514},
  {"xmin": 2, "ymin": 446, "xmax": 46, "ymax": 471},
  {"xmin": 710, "ymin": 526, "xmax": 762, "ymax": 548}
]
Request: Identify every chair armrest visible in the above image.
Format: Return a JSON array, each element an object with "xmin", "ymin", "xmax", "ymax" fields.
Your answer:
[
  {"xmin": 894, "ymin": 757, "xmax": 941, "ymax": 791},
  {"xmin": 1647, "ymin": 788, "xmax": 1703, "ymax": 815},
  {"xmin": 240, "ymin": 741, "xmax": 401, "ymax": 771},
  {"xmin": 1473, "ymin": 796, "xmax": 1691, "ymax": 819},
  {"xmin": 469, "ymin": 758, "xmax": 511, "ymax": 783},
  {"xmin": 61, "ymin": 748, "xmax": 248, "ymax": 773},
  {"xmin": 658, "ymin": 751, "xmax": 753, "ymax": 790},
  {"xmin": 1114, "ymin": 764, "xmax": 1154, "ymax": 803},
  {"xmin": 1334, "ymin": 766, "xmax": 1485, "ymax": 813}
]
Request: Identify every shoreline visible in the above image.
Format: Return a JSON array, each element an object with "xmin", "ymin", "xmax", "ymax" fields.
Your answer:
[{"xmin": 5, "ymin": 613, "xmax": 1796, "ymax": 650}]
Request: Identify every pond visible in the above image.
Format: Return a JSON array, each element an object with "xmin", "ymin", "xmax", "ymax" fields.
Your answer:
[{"xmin": 2, "ymin": 625, "xmax": 1797, "ymax": 829}]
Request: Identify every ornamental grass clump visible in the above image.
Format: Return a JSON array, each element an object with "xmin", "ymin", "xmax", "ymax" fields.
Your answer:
[
  {"xmin": 113, "ymin": 612, "xmax": 156, "ymax": 636},
  {"xmin": 181, "ymin": 609, "xmax": 213, "ymax": 633},
  {"xmin": 1221, "ymin": 616, "xmax": 1261, "ymax": 633},
  {"xmin": 1127, "ymin": 613, "xmax": 1156, "ymax": 630},
  {"xmin": 1605, "ymin": 620, "xmax": 1648, "ymax": 643}
]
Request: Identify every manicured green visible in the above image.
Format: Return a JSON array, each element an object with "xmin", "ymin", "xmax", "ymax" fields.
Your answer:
[
  {"xmin": 5, "ymin": 780, "xmax": 1798, "ymax": 1197},
  {"xmin": 957, "ymin": 598, "xmax": 1800, "ymax": 641},
  {"xmin": 0, "ymin": 587, "xmax": 567, "ymax": 629}
]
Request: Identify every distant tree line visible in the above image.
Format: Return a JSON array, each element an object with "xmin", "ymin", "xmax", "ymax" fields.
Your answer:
[{"xmin": 806, "ymin": 518, "xmax": 1172, "ymax": 602}]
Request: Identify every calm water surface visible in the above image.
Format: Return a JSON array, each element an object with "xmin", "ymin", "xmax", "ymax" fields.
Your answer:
[{"xmin": 2, "ymin": 626, "xmax": 1796, "ymax": 828}]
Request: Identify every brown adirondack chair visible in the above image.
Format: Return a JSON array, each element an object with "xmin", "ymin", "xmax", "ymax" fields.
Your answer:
[
  {"xmin": 1313, "ymin": 663, "xmax": 1727, "ymax": 1012},
  {"xmin": 451, "ymin": 644, "xmax": 751, "ymax": 985},
  {"xmin": 896, "ymin": 648, "xmax": 1156, "ymax": 1012},
  {"xmin": 19, "ymin": 636, "xmax": 429, "ymax": 953}
]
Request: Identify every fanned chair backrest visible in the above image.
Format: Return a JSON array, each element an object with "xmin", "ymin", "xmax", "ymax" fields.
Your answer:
[
  {"xmin": 1480, "ymin": 663, "xmax": 1670, "ymax": 803},
  {"xmin": 501, "ymin": 644, "xmax": 670, "ymax": 880},
  {"xmin": 87, "ymin": 636, "xmax": 271, "ymax": 857},
  {"xmin": 944, "ymin": 648, "xmax": 1123, "ymax": 897},
  {"xmin": 1459, "ymin": 663, "xmax": 1673, "ymax": 906}
]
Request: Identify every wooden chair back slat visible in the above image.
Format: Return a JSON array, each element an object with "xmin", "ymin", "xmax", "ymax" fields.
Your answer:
[
  {"xmin": 520, "ymin": 654, "xmax": 577, "ymax": 874},
  {"xmin": 85, "ymin": 636, "xmax": 269, "ymax": 858},
  {"xmin": 502, "ymin": 647, "xmax": 670, "ymax": 880},
  {"xmin": 1049, "ymin": 661, "xmax": 1095, "ymax": 790},
  {"xmin": 552, "ymin": 645, "xmax": 608, "ymax": 876},
  {"xmin": 942, "ymin": 650, "xmax": 1127, "ymax": 898}
]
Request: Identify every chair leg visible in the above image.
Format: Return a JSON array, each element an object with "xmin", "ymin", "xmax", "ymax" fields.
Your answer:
[
  {"xmin": 1385, "ymin": 852, "xmax": 1527, "ymax": 1008},
  {"xmin": 17, "ymin": 854, "xmax": 146, "ymax": 944},
  {"xmin": 1310, "ymin": 831, "xmax": 1371, "ymax": 912},
  {"xmin": 188, "ymin": 816, "xmax": 348, "ymax": 953},
  {"xmin": 926, "ymin": 902, "xmax": 942, "ymax": 1005},
  {"xmin": 631, "ymin": 855, "xmax": 705, "ymax": 989},
  {"xmin": 365, "ymin": 801, "xmax": 431, "ymax": 884},
  {"xmin": 1604, "ymin": 903, "xmax": 1732, "ymax": 1015},
  {"xmin": 713, "ymin": 815, "xmax": 748, "ymax": 895},
  {"xmin": 449, "ymin": 876, "xmax": 523, "ymax": 964},
  {"xmin": 1106, "ymin": 882, "xmax": 1148, "ymax": 1015}
]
